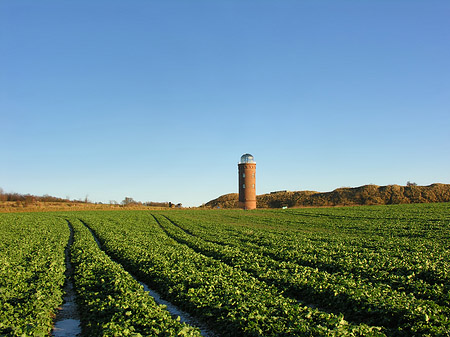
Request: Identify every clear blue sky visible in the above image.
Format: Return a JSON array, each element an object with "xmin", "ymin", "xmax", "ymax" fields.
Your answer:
[{"xmin": 1, "ymin": 1, "xmax": 449, "ymax": 207}]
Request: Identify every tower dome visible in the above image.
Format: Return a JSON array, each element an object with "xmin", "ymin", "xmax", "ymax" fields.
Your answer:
[{"xmin": 240, "ymin": 153, "xmax": 255, "ymax": 164}]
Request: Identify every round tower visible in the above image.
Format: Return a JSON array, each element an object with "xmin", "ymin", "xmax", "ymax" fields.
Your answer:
[{"xmin": 238, "ymin": 153, "xmax": 256, "ymax": 210}]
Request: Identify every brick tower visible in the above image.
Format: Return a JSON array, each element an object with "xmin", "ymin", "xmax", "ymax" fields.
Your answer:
[{"xmin": 238, "ymin": 153, "xmax": 256, "ymax": 210}]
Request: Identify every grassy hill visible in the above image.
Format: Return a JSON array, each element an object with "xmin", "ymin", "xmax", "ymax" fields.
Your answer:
[{"xmin": 205, "ymin": 183, "xmax": 450, "ymax": 208}]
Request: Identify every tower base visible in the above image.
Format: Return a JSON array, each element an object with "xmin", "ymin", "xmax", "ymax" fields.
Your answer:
[{"xmin": 239, "ymin": 201, "xmax": 256, "ymax": 210}]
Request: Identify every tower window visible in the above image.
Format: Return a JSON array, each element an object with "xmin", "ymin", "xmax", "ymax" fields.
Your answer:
[
  {"xmin": 243, "ymin": 184, "xmax": 245, "ymax": 189},
  {"xmin": 243, "ymin": 173, "xmax": 245, "ymax": 178},
  {"xmin": 252, "ymin": 184, "xmax": 255, "ymax": 189}
]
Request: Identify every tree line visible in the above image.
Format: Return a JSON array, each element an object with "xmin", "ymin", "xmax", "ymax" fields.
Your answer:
[
  {"xmin": 0, "ymin": 188, "xmax": 72, "ymax": 204},
  {"xmin": 121, "ymin": 197, "xmax": 181, "ymax": 208},
  {"xmin": 0, "ymin": 188, "xmax": 182, "ymax": 208}
]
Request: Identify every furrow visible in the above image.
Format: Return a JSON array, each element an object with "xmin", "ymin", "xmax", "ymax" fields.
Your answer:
[
  {"xmin": 51, "ymin": 221, "xmax": 81, "ymax": 337},
  {"xmin": 79, "ymin": 219, "xmax": 215, "ymax": 337}
]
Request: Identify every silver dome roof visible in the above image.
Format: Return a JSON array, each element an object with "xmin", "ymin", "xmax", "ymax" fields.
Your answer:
[{"xmin": 240, "ymin": 153, "xmax": 255, "ymax": 164}]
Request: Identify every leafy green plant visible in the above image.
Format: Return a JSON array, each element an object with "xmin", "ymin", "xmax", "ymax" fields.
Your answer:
[
  {"xmin": 0, "ymin": 214, "xmax": 68, "ymax": 336},
  {"xmin": 78, "ymin": 212, "xmax": 384, "ymax": 336},
  {"xmin": 68, "ymin": 217, "xmax": 201, "ymax": 337}
]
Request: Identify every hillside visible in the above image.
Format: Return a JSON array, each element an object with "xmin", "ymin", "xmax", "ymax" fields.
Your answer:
[{"xmin": 205, "ymin": 183, "xmax": 450, "ymax": 208}]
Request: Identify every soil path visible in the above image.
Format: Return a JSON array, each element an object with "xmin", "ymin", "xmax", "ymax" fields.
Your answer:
[{"xmin": 52, "ymin": 222, "xmax": 81, "ymax": 337}]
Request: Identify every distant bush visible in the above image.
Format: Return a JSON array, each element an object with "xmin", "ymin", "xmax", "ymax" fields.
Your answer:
[{"xmin": 0, "ymin": 189, "xmax": 70, "ymax": 203}]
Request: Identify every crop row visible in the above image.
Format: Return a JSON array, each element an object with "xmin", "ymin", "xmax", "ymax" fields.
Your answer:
[
  {"xmin": 0, "ymin": 212, "xmax": 202, "ymax": 336},
  {"xmin": 157, "ymin": 213, "xmax": 450, "ymax": 336},
  {"xmin": 164, "ymin": 209, "xmax": 450, "ymax": 306},
  {"xmin": 79, "ymin": 212, "xmax": 384, "ymax": 336},
  {"xmin": 1, "ymin": 203, "xmax": 448, "ymax": 336},
  {"xmin": 67, "ymin": 216, "xmax": 201, "ymax": 336},
  {"xmin": 0, "ymin": 214, "xmax": 68, "ymax": 336}
]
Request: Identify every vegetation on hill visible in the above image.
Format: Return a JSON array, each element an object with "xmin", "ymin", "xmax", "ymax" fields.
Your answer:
[
  {"xmin": 0, "ymin": 188, "xmax": 180, "ymax": 212},
  {"xmin": 205, "ymin": 183, "xmax": 450, "ymax": 208},
  {"xmin": 0, "ymin": 189, "xmax": 72, "ymax": 204}
]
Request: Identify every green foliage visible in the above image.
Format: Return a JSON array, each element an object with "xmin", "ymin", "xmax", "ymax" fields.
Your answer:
[
  {"xmin": 161, "ymin": 204, "xmax": 450, "ymax": 336},
  {"xmin": 77, "ymin": 212, "xmax": 385, "ymax": 336},
  {"xmin": 0, "ymin": 214, "xmax": 68, "ymax": 336},
  {"xmin": 68, "ymin": 217, "xmax": 201, "ymax": 337},
  {"xmin": 1, "ymin": 203, "xmax": 449, "ymax": 336}
]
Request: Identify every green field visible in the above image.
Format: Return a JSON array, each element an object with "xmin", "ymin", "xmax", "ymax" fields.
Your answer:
[{"xmin": 1, "ymin": 203, "xmax": 449, "ymax": 336}]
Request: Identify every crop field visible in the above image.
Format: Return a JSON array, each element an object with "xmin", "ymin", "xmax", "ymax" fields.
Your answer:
[{"xmin": 1, "ymin": 203, "xmax": 449, "ymax": 336}]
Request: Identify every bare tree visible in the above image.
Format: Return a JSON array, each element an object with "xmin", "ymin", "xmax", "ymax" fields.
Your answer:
[
  {"xmin": 122, "ymin": 197, "xmax": 135, "ymax": 205},
  {"xmin": 0, "ymin": 188, "xmax": 6, "ymax": 202}
]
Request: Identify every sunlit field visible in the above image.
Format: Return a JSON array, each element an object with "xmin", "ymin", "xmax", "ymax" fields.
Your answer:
[{"xmin": 1, "ymin": 203, "xmax": 449, "ymax": 336}]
